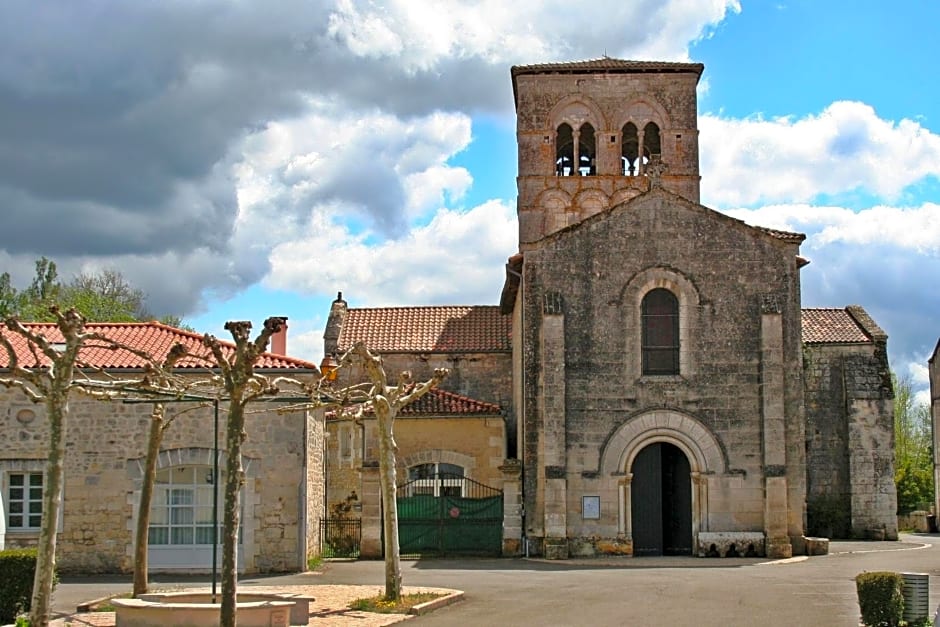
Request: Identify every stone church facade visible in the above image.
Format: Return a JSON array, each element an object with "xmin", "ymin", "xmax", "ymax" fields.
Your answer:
[
  {"xmin": 502, "ymin": 59, "xmax": 896, "ymax": 558},
  {"xmin": 324, "ymin": 59, "xmax": 897, "ymax": 560}
]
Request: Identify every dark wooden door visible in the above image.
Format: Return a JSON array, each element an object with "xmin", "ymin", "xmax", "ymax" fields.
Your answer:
[
  {"xmin": 631, "ymin": 442, "xmax": 692, "ymax": 556},
  {"xmin": 662, "ymin": 443, "xmax": 692, "ymax": 555},
  {"xmin": 631, "ymin": 444, "xmax": 663, "ymax": 556}
]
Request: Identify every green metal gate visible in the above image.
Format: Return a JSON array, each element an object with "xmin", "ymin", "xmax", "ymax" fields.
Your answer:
[{"xmin": 395, "ymin": 472, "xmax": 503, "ymax": 557}]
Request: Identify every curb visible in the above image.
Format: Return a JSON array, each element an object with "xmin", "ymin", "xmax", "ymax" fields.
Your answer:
[
  {"xmin": 76, "ymin": 595, "xmax": 114, "ymax": 612},
  {"xmin": 409, "ymin": 590, "xmax": 465, "ymax": 615}
]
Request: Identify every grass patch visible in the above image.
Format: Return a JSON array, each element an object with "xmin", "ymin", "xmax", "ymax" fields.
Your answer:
[
  {"xmin": 91, "ymin": 592, "xmax": 133, "ymax": 612},
  {"xmin": 349, "ymin": 592, "xmax": 445, "ymax": 614},
  {"xmin": 307, "ymin": 554, "xmax": 323, "ymax": 571}
]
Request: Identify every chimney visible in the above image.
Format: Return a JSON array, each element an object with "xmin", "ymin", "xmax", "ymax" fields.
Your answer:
[
  {"xmin": 323, "ymin": 292, "xmax": 348, "ymax": 356},
  {"xmin": 270, "ymin": 317, "xmax": 288, "ymax": 355}
]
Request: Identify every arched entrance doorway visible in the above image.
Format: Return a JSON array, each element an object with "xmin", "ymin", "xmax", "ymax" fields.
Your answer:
[{"xmin": 630, "ymin": 442, "xmax": 692, "ymax": 556}]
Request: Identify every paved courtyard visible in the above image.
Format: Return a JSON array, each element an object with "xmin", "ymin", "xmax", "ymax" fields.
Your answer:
[{"xmin": 52, "ymin": 534, "xmax": 940, "ymax": 626}]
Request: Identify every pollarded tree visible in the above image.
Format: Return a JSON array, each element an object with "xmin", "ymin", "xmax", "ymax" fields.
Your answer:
[
  {"xmin": 131, "ymin": 344, "xmax": 203, "ymax": 597},
  {"xmin": 0, "ymin": 308, "xmax": 177, "ymax": 626},
  {"xmin": 196, "ymin": 318, "xmax": 291, "ymax": 627},
  {"xmin": 340, "ymin": 342, "xmax": 447, "ymax": 601}
]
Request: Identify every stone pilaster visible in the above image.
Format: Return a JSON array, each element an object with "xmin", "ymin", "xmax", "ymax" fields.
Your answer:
[
  {"xmin": 539, "ymin": 292, "xmax": 568, "ymax": 558},
  {"xmin": 761, "ymin": 301, "xmax": 792, "ymax": 558}
]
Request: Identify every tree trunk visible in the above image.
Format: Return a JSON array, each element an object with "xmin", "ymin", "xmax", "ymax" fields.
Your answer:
[
  {"xmin": 220, "ymin": 400, "xmax": 246, "ymax": 627},
  {"xmin": 29, "ymin": 390, "xmax": 67, "ymax": 627},
  {"xmin": 375, "ymin": 400, "xmax": 402, "ymax": 602},
  {"xmin": 133, "ymin": 404, "xmax": 165, "ymax": 596}
]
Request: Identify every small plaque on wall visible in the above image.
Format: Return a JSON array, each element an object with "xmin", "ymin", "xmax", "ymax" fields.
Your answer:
[{"xmin": 582, "ymin": 495, "xmax": 600, "ymax": 520}]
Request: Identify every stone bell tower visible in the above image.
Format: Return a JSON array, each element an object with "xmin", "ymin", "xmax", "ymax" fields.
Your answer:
[{"xmin": 510, "ymin": 59, "xmax": 704, "ymax": 249}]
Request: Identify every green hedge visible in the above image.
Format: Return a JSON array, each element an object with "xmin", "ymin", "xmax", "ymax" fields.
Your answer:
[
  {"xmin": 0, "ymin": 548, "xmax": 39, "ymax": 623},
  {"xmin": 855, "ymin": 571, "xmax": 904, "ymax": 627}
]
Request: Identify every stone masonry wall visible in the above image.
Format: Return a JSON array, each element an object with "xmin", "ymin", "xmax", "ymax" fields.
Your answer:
[
  {"xmin": 336, "ymin": 351, "xmax": 515, "ymax": 455},
  {"xmin": 803, "ymin": 341, "xmax": 897, "ymax": 538},
  {"xmin": 0, "ymin": 374, "xmax": 321, "ymax": 574},
  {"xmin": 520, "ymin": 189, "xmax": 806, "ymax": 550},
  {"xmin": 324, "ymin": 415, "xmax": 506, "ymax": 529}
]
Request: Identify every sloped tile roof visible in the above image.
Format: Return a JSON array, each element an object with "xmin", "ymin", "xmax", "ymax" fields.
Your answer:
[
  {"xmin": 329, "ymin": 387, "xmax": 502, "ymax": 419},
  {"xmin": 0, "ymin": 321, "xmax": 316, "ymax": 371},
  {"xmin": 755, "ymin": 226, "xmax": 806, "ymax": 243},
  {"xmin": 801, "ymin": 308, "xmax": 873, "ymax": 344},
  {"xmin": 399, "ymin": 388, "xmax": 502, "ymax": 417},
  {"xmin": 512, "ymin": 58, "xmax": 704, "ymax": 76},
  {"xmin": 338, "ymin": 306, "xmax": 511, "ymax": 353}
]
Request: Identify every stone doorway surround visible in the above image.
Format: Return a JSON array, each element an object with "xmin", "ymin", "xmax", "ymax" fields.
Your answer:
[{"xmin": 599, "ymin": 409, "xmax": 727, "ymax": 544}]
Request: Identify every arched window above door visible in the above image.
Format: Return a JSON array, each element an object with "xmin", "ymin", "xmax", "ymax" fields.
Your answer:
[{"xmin": 641, "ymin": 288, "xmax": 679, "ymax": 375}]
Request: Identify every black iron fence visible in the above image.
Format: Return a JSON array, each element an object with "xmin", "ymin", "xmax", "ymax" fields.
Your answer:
[{"xmin": 320, "ymin": 518, "xmax": 361, "ymax": 558}]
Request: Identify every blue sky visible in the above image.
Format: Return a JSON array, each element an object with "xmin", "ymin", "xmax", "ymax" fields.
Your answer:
[{"xmin": 1, "ymin": 1, "xmax": 937, "ymax": 402}]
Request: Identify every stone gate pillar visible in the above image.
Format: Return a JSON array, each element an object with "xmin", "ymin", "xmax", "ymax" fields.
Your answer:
[
  {"xmin": 359, "ymin": 462, "xmax": 382, "ymax": 558},
  {"xmin": 500, "ymin": 459, "xmax": 523, "ymax": 556}
]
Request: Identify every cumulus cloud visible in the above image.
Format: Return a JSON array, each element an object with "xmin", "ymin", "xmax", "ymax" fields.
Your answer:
[
  {"xmin": 700, "ymin": 102, "xmax": 940, "ymax": 206},
  {"xmin": 723, "ymin": 203, "xmax": 940, "ymax": 392},
  {"xmin": 266, "ymin": 200, "xmax": 517, "ymax": 306},
  {"xmin": 0, "ymin": 0, "xmax": 737, "ymax": 318}
]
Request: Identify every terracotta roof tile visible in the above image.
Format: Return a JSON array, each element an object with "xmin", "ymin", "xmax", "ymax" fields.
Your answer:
[
  {"xmin": 329, "ymin": 388, "xmax": 502, "ymax": 419},
  {"xmin": 755, "ymin": 226, "xmax": 806, "ymax": 243},
  {"xmin": 399, "ymin": 388, "xmax": 502, "ymax": 417},
  {"xmin": 0, "ymin": 321, "xmax": 316, "ymax": 371},
  {"xmin": 801, "ymin": 308, "xmax": 873, "ymax": 344},
  {"xmin": 338, "ymin": 306, "xmax": 511, "ymax": 353},
  {"xmin": 512, "ymin": 58, "xmax": 704, "ymax": 76}
]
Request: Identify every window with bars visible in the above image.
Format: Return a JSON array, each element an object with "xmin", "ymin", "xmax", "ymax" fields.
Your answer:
[{"xmin": 7, "ymin": 472, "xmax": 43, "ymax": 530}]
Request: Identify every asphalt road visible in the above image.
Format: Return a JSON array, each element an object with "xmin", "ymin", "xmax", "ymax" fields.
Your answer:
[{"xmin": 53, "ymin": 534, "xmax": 940, "ymax": 626}]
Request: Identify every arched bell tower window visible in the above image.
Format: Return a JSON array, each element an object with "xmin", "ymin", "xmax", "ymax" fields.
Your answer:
[
  {"xmin": 641, "ymin": 288, "xmax": 679, "ymax": 375},
  {"xmin": 621, "ymin": 121, "xmax": 663, "ymax": 176},
  {"xmin": 578, "ymin": 123, "xmax": 596, "ymax": 176},
  {"xmin": 622, "ymin": 122, "xmax": 639, "ymax": 175},
  {"xmin": 644, "ymin": 122, "xmax": 662, "ymax": 165},
  {"xmin": 556, "ymin": 122, "xmax": 596, "ymax": 176},
  {"xmin": 555, "ymin": 123, "xmax": 574, "ymax": 176}
]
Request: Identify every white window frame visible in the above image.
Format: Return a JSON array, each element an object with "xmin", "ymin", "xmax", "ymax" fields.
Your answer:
[
  {"xmin": 148, "ymin": 465, "xmax": 240, "ymax": 547},
  {"xmin": 6, "ymin": 471, "xmax": 43, "ymax": 531},
  {"xmin": 406, "ymin": 463, "xmax": 466, "ymax": 498}
]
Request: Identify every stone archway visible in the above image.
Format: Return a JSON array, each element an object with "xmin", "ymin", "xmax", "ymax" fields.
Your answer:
[{"xmin": 599, "ymin": 410, "xmax": 726, "ymax": 546}]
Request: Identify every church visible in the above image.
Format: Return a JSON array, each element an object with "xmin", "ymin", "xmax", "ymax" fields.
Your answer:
[{"xmin": 323, "ymin": 59, "xmax": 897, "ymax": 559}]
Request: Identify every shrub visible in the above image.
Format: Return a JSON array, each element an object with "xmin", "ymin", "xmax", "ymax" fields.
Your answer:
[
  {"xmin": 0, "ymin": 548, "xmax": 39, "ymax": 623},
  {"xmin": 855, "ymin": 571, "xmax": 904, "ymax": 627}
]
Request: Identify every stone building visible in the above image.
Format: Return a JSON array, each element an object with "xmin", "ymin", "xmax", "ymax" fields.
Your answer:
[
  {"xmin": 322, "ymin": 301, "xmax": 517, "ymax": 557},
  {"xmin": 323, "ymin": 59, "xmax": 897, "ymax": 559},
  {"xmin": 802, "ymin": 307, "xmax": 896, "ymax": 539},
  {"xmin": 0, "ymin": 321, "xmax": 322, "ymax": 573},
  {"xmin": 930, "ymin": 339, "xmax": 940, "ymax": 519}
]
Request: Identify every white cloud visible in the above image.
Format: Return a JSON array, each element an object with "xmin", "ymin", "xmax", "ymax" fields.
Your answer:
[
  {"xmin": 700, "ymin": 102, "xmax": 940, "ymax": 206},
  {"xmin": 326, "ymin": 0, "xmax": 740, "ymax": 69},
  {"xmin": 265, "ymin": 200, "xmax": 517, "ymax": 306},
  {"xmin": 722, "ymin": 202, "xmax": 940, "ymax": 404},
  {"xmin": 910, "ymin": 362, "xmax": 930, "ymax": 387},
  {"xmin": 722, "ymin": 203, "xmax": 940, "ymax": 254},
  {"xmin": 232, "ymin": 102, "xmax": 474, "ymax": 245}
]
